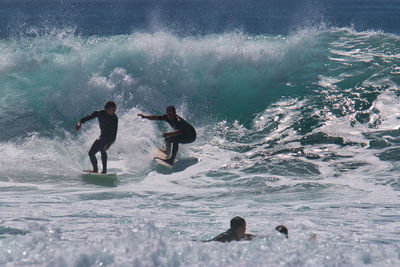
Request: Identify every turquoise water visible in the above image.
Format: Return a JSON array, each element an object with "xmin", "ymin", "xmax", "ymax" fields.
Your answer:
[{"xmin": 1, "ymin": 1, "xmax": 400, "ymax": 266}]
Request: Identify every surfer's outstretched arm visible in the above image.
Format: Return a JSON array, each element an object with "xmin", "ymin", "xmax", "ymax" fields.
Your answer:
[
  {"xmin": 137, "ymin": 114, "xmax": 163, "ymax": 120},
  {"xmin": 75, "ymin": 110, "xmax": 101, "ymax": 131}
]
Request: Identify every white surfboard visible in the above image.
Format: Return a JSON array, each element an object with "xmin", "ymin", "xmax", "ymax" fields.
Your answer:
[
  {"xmin": 153, "ymin": 149, "xmax": 168, "ymax": 160},
  {"xmin": 81, "ymin": 170, "xmax": 117, "ymax": 180},
  {"xmin": 153, "ymin": 149, "xmax": 173, "ymax": 168}
]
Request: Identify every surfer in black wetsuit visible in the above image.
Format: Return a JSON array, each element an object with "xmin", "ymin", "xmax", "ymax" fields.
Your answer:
[
  {"xmin": 138, "ymin": 105, "xmax": 196, "ymax": 166},
  {"xmin": 75, "ymin": 101, "xmax": 118, "ymax": 173},
  {"xmin": 199, "ymin": 217, "xmax": 291, "ymax": 242},
  {"xmin": 207, "ymin": 216, "xmax": 254, "ymax": 242}
]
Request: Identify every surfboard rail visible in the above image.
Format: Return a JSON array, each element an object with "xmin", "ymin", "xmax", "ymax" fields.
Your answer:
[
  {"xmin": 153, "ymin": 149, "xmax": 173, "ymax": 168},
  {"xmin": 81, "ymin": 171, "xmax": 118, "ymax": 180}
]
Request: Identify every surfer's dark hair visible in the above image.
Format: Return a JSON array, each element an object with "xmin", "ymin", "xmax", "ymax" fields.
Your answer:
[
  {"xmin": 230, "ymin": 216, "xmax": 246, "ymax": 230},
  {"xmin": 105, "ymin": 101, "xmax": 116, "ymax": 109},
  {"xmin": 166, "ymin": 105, "xmax": 176, "ymax": 113},
  {"xmin": 275, "ymin": 225, "xmax": 288, "ymax": 238}
]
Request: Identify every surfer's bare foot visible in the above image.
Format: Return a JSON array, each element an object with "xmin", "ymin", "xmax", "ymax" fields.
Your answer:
[
  {"xmin": 101, "ymin": 171, "xmax": 107, "ymax": 174},
  {"xmin": 160, "ymin": 148, "xmax": 167, "ymax": 153}
]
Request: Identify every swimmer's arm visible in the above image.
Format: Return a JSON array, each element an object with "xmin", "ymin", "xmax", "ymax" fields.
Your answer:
[{"xmin": 243, "ymin": 233, "xmax": 255, "ymax": 240}]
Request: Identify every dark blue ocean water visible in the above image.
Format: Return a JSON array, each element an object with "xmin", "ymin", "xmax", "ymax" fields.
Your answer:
[{"xmin": 1, "ymin": 0, "xmax": 400, "ymax": 37}]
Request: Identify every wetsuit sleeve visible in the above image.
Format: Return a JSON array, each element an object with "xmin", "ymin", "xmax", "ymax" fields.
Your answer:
[
  {"xmin": 109, "ymin": 116, "xmax": 118, "ymax": 145},
  {"xmin": 210, "ymin": 231, "xmax": 232, "ymax": 243},
  {"xmin": 212, "ymin": 233, "xmax": 229, "ymax": 242},
  {"xmin": 243, "ymin": 234, "xmax": 255, "ymax": 240},
  {"xmin": 80, "ymin": 110, "xmax": 101, "ymax": 124},
  {"xmin": 156, "ymin": 115, "xmax": 167, "ymax": 121}
]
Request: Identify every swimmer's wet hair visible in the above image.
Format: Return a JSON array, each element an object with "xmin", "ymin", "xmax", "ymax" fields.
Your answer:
[
  {"xmin": 230, "ymin": 216, "xmax": 246, "ymax": 230},
  {"xmin": 105, "ymin": 101, "xmax": 116, "ymax": 109},
  {"xmin": 275, "ymin": 225, "xmax": 288, "ymax": 238},
  {"xmin": 166, "ymin": 105, "xmax": 176, "ymax": 113}
]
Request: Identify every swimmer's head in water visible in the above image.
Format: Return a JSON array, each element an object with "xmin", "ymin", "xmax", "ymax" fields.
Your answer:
[
  {"xmin": 166, "ymin": 105, "xmax": 176, "ymax": 120},
  {"xmin": 230, "ymin": 216, "xmax": 246, "ymax": 240},
  {"xmin": 275, "ymin": 225, "xmax": 288, "ymax": 238},
  {"xmin": 105, "ymin": 101, "xmax": 116, "ymax": 115}
]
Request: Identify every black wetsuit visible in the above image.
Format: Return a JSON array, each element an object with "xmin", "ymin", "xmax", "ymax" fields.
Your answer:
[
  {"xmin": 80, "ymin": 110, "xmax": 118, "ymax": 173},
  {"xmin": 208, "ymin": 230, "xmax": 254, "ymax": 243},
  {"xmin": 158, "ymin": 115, "xmax": 196, "ymax": 163},
  {"xmin": 210, "ymin": 229, "xmax": 238, "ymax": 243}
]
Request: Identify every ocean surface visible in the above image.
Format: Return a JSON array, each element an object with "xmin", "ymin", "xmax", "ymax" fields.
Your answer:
[{"xmin": 1, "ymin": 0, "xmax": 400, "ymax": 266}]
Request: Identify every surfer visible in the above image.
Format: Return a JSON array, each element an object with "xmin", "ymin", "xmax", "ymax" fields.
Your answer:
[
  {"xmin": 138, "ymin": 106, "xmax": 196, "ymax": 166},
  {"xmin": 207, "ymin": 216, "xmax": 255, "ymax": 242},
  {"xmin": 75, "ymin": 101, "xmax": 118, "ymax": 174}
]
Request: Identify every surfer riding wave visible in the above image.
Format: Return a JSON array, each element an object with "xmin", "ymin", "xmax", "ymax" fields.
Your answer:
[
  {"xmin": 75, "ymin": 101, "xmax": 118, "ymax": 173},
  {"xmin": 138, "ymin": 105, "xmax": 196, "ymax": 166}
]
